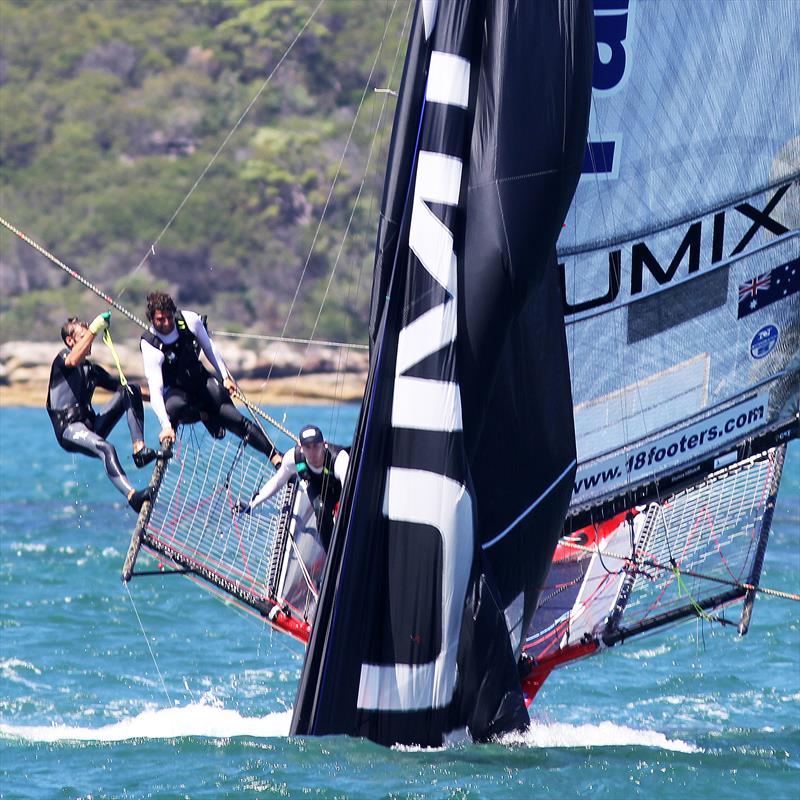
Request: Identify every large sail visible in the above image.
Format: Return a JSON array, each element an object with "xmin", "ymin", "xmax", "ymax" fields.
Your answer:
[
  {"xmin": 522, "ymin": 0, "xmax": 799, "ymax": 695},
  {"xmin": 292, "ymin": 0, "xmax": 594, "ymax": 746}
]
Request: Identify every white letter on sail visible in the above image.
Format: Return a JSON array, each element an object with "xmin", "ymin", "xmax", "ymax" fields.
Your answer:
[{"xmin": 358, "ymin": 51, "xmax": 473, "ymax": 713}]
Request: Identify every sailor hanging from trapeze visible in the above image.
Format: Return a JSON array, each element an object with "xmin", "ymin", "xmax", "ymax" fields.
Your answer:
[
  {"xmin": 140, "ymin": 291, "xmax": 281, "ymax": 466},
  {"xmin": 235, "ymin": 424, "xmax": 349, "ymax": 552},
  {"xmin": 47, "ymin": 313, "xmax": 168, "ymax": 512}
]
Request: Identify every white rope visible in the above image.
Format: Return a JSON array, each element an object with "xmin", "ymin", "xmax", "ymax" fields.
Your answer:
[
  {"xmin": 314, "ymin": 0, "xmax": 414, "ymax": 429},
  {"xmin": 125, "ymin": 582, "xmax": 174, "ymax": 706},
  {"xmin": 214, "ymin": 330, "xmax": 368, "ymax": 350}
]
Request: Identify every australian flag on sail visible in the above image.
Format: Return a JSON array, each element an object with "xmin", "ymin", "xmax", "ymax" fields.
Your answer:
[{"xmin": 738, "ymin": 257, "xmax": 800, "ymax": 319}]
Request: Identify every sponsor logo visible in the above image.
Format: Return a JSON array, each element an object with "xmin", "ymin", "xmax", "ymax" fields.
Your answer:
[
  {"xmin": 583, "ymin": 1, "xmax": 633, "ymax": 177},
  {"xmin": 750, "ymin": 324, "xmax": 779, "ymax": 359},
  {"xmin": 572, "ymin": 394, "xmax": 768, "ymax": 500},
  {"xmin": 561, "ymin": 184, "xmax": 794, "ymax": 316},
  {"xmin": 358, "ymin": 48, "xmax": 472, "ymax": 714}
]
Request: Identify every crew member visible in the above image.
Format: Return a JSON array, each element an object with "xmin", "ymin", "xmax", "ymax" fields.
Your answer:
[
  {"xmin": 140, "ymin": 291, "xmax": 280, "ymax": 465},
  {"xmin": 235, "ymin": 424, "xmax": 349, "ymax": 551},
  {"xmin": 47, "ymin": 313, "xmax": 161, "ymax": 512}
]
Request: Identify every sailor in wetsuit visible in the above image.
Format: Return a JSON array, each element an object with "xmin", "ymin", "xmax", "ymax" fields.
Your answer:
[
  {"xmin": 234, "ymin": 424, "xmax": 349, "ymax": 551},
  {"xmin": 47, "ymin": 314, "xmax": 162, "ymax": 512},
  {"xmin": 140, "ymin": 291, "xmax": 280, "ymax": 465}
]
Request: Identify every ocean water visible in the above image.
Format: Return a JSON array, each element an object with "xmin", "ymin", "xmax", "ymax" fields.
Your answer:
[{"xmin": 1, "ymin": 405, "xmax": 798, "ymax": 800}]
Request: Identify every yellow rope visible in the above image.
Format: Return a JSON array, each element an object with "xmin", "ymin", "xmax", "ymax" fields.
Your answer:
[
  {"xmin": 672, "ymin": 563, "xmax": 714, "ymax": 621},
  {"xmin": 556, "ymin": 537, "xmax": 800, "ymax": 601},
  {"xmin": 102, "ymin": 328, "xmax": 129, "ymax": 387}
]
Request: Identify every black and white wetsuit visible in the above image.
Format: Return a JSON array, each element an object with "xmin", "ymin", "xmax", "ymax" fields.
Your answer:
[
  {"xmin": 248, "ymin": 445, "xmax": 349, "ymax": 550},
  {"xmin": 140, "ymin": 310, "xmax": 277, "ymax": 458},
  {"xmin": 47, "ymin": 348, "xmax": 144, "ymax": 498}
]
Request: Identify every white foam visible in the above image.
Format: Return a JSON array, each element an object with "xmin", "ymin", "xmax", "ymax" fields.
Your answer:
[
  {"xmin": 498, "ymin": 721, "xmax": 699, "ymax": 753},
  {"xmin": 623, "ymin": 643, "xmax": 671, "ymax": 659},
  {"xmin": 0, "ymin": 703, "xmax": 292, "ymax": 743},
  {"xmin": 10, "ymin": 542, "xmax": 47, "ymax": 554}
]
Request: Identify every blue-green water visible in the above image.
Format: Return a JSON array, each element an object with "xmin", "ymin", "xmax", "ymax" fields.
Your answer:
[{"xmin": 1, "ymin": 406, "xmax": 798, "ymax": 799}]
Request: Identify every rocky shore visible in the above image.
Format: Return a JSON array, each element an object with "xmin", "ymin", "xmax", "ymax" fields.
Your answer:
[{"xmin": 0, "ymin": 339, "xmax": 369, "ymax": 407}]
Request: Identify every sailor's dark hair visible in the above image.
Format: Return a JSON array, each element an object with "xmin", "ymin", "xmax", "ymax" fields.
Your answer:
[
  {"xmin": 61, "ymin": 317, "xmax": 87, "ymax": 344},
  {"xmin": 146, "ymin": 291, "xmax": 177, "ymax": 322}
]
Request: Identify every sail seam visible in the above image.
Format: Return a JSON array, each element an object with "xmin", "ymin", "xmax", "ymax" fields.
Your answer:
[
  {"xmin": 558, "ymin": 177, "xmax": 800, "ymax": 257},
  {"xmin": 483, "ymin": 458, "xmax": 577, "ymax": 550},
  {"xmin": 468, "ymin": 167, "xmax": 559, "ymax": 191}
]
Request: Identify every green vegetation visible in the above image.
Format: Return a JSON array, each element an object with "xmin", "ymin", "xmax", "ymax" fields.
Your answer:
[{"xmin": 0, "ymin": 0, "xmax": 409, "ymax": 344}]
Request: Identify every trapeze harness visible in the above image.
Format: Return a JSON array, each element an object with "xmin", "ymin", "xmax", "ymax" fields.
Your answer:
[
  {"xmin": 46, "ymin": 348, "xmax": 142, "ymax": 497},
  {"xmin": 141, "ymin": 312, "xmax": 278, "ymax": 458},
  {"xmin": 140, "ymin": 312, "xmax": 207, "ymax": 393},
  {"xmin": 294, "ymin": 444, "xmax": 346, "ymax": 551},
  {"xmin": 47, "ymin": 349, "xmax": 110, "ymax": 443}
]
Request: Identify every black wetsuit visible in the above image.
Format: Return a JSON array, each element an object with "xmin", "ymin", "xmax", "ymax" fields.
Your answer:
[
  {"xmin": 294, "ymin": 443, "xmax": 346, "ymax": 551},
  {"xmin": 141, "ymin": 312, "xmax": 277, "ymax": 458},
  {"xmin": 47, "ymin": 348, "xmax": 144, "ymax": 498}
]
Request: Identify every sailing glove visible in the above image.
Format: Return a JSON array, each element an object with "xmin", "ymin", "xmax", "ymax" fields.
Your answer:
[
  {"xmin": 233, "ymin": 500, "xmax": 251, "ymax": 515},
  {"xmin": 89, "ymin": 311, "xmax": 111, "ymax": 335}
]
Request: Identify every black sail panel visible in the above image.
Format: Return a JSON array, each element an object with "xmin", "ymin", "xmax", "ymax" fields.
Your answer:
[
  {"xmin": 470, "ymin": 265, "xmax": 580, "ymax": 649},
  {"xmin": 292, "ymin": 0, "xmax": 594, "ymax": 747},
  {"xmin": 461, "ymin": 0, "xmax": 593, "ymax": 643}
]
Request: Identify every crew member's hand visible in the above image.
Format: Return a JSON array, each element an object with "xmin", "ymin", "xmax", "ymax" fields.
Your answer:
[
  {"xmin": 233, "ymin": 500, "xmax": 251, "ymax": 515},
  {"xmin": 270, "ymin": 452, "xmax": 283, "ymax": 469},
  {"xmin": 159, "ymin": 425, "xmax": 176, "ymax": 444},
  {"xmin": 223, "ymin": 376, "xmax": 238, "ymax": 396},
  {"xmin": 88, "ymin": 311, "xmax": 111, "ymax": 335}
]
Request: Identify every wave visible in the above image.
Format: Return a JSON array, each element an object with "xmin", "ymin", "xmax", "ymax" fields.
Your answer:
[
  {"xmin": 0, "ymin": 703, "xmax": 292, "ymax": 743},
  {"xmin": 0, "ymin": 658, "xmax": 44, "ymax": 691}
]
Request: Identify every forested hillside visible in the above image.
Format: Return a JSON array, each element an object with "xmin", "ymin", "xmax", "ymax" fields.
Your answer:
[{"xmin": 0, "ymin": 0, "xmax": 409, "ymax": 345}]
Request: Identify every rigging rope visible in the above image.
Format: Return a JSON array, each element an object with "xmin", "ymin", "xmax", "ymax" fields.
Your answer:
[
  {"xmin": 671, "ymin": 561, "xmax": 714, "ymax": 621},
  {"xmin": 556, "ymin": 536, "xmax": 800, "ymax": 601},
  {"xmin": 214, "ymin": 330, "xmax": 368, "ymax": 350},
  {"xmin": 102, "ymin": 328, "xmax": 129, "ymax": 388},
  {"xmin": 256, "ymin": 0, "xmax": 405, "ymax": 401},
  {"xmin": 0, "ymin": 215, "xmax": 149, "ymax": 329},
  {"xmin": 0, "ymin": 215, "xmax": 292, "ymax": 442},
  {"xmin": 231, "ymin": 388, "xmax": 298, "ymax": 444},
  {"xmin": 124, "ymin": 581, "xmax": 173, "ymax": 707}
]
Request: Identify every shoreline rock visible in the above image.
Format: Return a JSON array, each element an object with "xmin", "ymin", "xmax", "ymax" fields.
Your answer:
[{"xmin": 0, "ymin": 340, "xmax": 368, "ymax": 407}]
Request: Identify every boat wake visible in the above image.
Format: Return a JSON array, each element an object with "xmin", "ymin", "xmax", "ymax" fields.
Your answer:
[
  {"xmin": 0, "ymin": 703, "xmax": 292, "ymax": 743},
  {"xmin": 1, "ymin": 707, "xmax": 697, "ymax": 753},
  {"xmin": 497, "ymin": 720, "xmax": 699, "ymax": 753}
]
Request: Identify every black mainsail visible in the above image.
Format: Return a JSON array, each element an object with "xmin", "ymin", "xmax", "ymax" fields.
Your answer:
[{"xmin": 291, "ymin": 0, "xmax": 594, "ymax": 746}]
